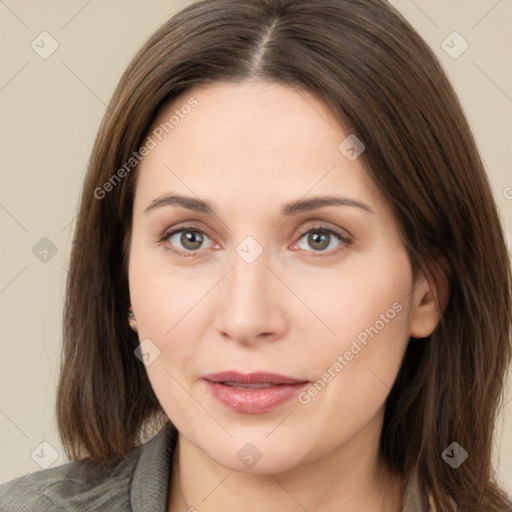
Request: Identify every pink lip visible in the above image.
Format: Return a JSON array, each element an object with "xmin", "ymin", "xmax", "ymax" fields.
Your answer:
[
  {"xmin": 203, "ymin": 371, "xmax": 306, "ymax": 385},
  {"xmin": 202, "ymin": 371, "xmax": 309, "ymax": 414}
]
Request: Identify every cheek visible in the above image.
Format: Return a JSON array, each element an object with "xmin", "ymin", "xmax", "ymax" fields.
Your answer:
[
  {"xmin": 127, "ymin": 244, "xmax": 205, "ymax": 420},
  {"xmin": 296, "ymin": 248, "xmax": 413, "ymax": 422},
  {"xmin": 299, "ymin": 246, "xmax": 412, "ymax": 350},
  {"xmin": 128, "ymin": 240, "xmax": 201, "ymax": 336},
  {"xmin": 127, "ymin": 240, "xmax": 217, "ymax": 391}
]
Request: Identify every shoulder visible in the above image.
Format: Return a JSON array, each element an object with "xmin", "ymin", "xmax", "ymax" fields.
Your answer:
[
  {"xmin": 0, "ymin": 423, "xmax": 176, "ymax": 512},
  {"xmin": 0, "ymin": 452, "xmax": 136, "ymax": 512}
]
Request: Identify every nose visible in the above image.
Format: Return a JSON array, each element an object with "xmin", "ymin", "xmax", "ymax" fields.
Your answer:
[{"xmin": 214, "ymin": 246, "xmax": 288, "ymax": 346}]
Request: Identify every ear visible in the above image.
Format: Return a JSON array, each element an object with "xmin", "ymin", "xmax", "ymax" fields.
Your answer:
[
  {"xmin": 410, "ymin": 258, "xmax": 450, "ymax": 339},
  {"xmin": 128, "ymin": 305, "xmax": 138, "ymax": 332}
]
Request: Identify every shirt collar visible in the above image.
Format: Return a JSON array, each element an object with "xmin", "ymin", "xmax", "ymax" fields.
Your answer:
[{"xmin": 130, "ymin": 422, "xmax": 178, "ymax": 512}]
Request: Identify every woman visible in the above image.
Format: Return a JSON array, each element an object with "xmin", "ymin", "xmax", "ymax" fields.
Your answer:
[{"xmin": 1, "ymin": 0, "xmax": 510, "ymax": 510}]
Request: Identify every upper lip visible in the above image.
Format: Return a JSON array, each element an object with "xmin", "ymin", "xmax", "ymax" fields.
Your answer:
[{"xmin": 202, "ymin": 371, "xmax": 309, "ymax": 385}]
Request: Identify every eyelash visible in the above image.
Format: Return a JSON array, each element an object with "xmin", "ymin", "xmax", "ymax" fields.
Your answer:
[{"xmin": 159, "ymin": 223, "xmax": 352, "ymax": 258}]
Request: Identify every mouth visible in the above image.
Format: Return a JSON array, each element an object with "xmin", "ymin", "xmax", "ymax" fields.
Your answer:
[
  {"xmin": 202, "ymin": 371, "xmax": 308, "ymax": 386},
  {"xmin": 220, "ymin": 382, "xmax": 281, "ymax": 389},
  {"xmin": 202, "ymin": 371, "xmax": 310, "ymax": 413}
]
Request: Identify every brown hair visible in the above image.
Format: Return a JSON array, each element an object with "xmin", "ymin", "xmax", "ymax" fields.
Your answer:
[{"xmin": 56, "ymin": 0, "xmax": 512, "ymax": 509}]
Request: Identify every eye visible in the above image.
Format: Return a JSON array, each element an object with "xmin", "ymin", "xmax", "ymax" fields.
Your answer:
[
  {"xmin": 161, "ymin": 226, "xmax": 214, "ymax": 257},
  {"xmin": 159, "ymin": 223, "xmax": 351, "ymax": 258},
  {"xmin": 293, "ymin": 224, "xmax": 351, "ymax": 256}
]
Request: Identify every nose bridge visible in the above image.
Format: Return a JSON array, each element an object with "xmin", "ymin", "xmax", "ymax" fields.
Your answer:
[
  {"xmin": 227, "ymin": 243, "xmax": 271, "ymax": 315},
  {"xmin": 216, "ymin": 239, "xmax": 284, "ymax": 342}
]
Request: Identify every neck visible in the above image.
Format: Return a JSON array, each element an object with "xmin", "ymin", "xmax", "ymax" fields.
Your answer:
[{"xmin": 167, "ymin": 413, "xmax": 404, "ymax": 512}]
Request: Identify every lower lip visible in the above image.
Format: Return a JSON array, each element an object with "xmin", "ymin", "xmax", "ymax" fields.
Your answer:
[{"xmin": 203, "ymin": 380, "xmax": 309, "ymax": 414}]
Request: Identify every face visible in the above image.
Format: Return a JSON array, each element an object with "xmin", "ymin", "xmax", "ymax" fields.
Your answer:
[{"xmin": 127, "ymin": 80, "xmax": 436, "ymax": 474}]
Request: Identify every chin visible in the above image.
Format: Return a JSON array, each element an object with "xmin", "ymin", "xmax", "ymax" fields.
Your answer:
[{"xmin": 194, "ymin": 435, "xmax": 309, "ymax": 475}]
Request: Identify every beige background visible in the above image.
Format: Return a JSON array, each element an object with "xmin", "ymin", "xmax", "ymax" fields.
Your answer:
[{"xmin": 1, "ymin": 0, "xmax": 511, "ymax": 494}]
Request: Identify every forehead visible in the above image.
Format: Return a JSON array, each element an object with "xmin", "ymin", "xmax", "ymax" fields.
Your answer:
[
  {"xmin": 150, "ymin": 80, "xmax": 343, "ymax": 147},
  {"xmin": 134, "ymin": 80, "xmax": 384, "ymax": 214}
]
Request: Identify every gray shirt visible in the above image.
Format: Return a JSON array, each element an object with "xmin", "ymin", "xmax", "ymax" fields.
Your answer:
[
  {"xmin": 0, "ymin": 423, "xmax": 427, "ymax": 511},
  {"xmin": 0, "ymin": 423, "xmax": 176, "ymax": 511}
]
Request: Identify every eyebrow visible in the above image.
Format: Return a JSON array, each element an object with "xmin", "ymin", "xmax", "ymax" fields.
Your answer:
[{"xmin": 143, "ymin": 194, "xmax": 374, "ymax": 216}]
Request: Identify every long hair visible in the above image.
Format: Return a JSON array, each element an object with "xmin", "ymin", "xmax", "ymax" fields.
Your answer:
[{"xmin": 56, "ymin": 1, "xmax": 512, "ymax": 509}]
